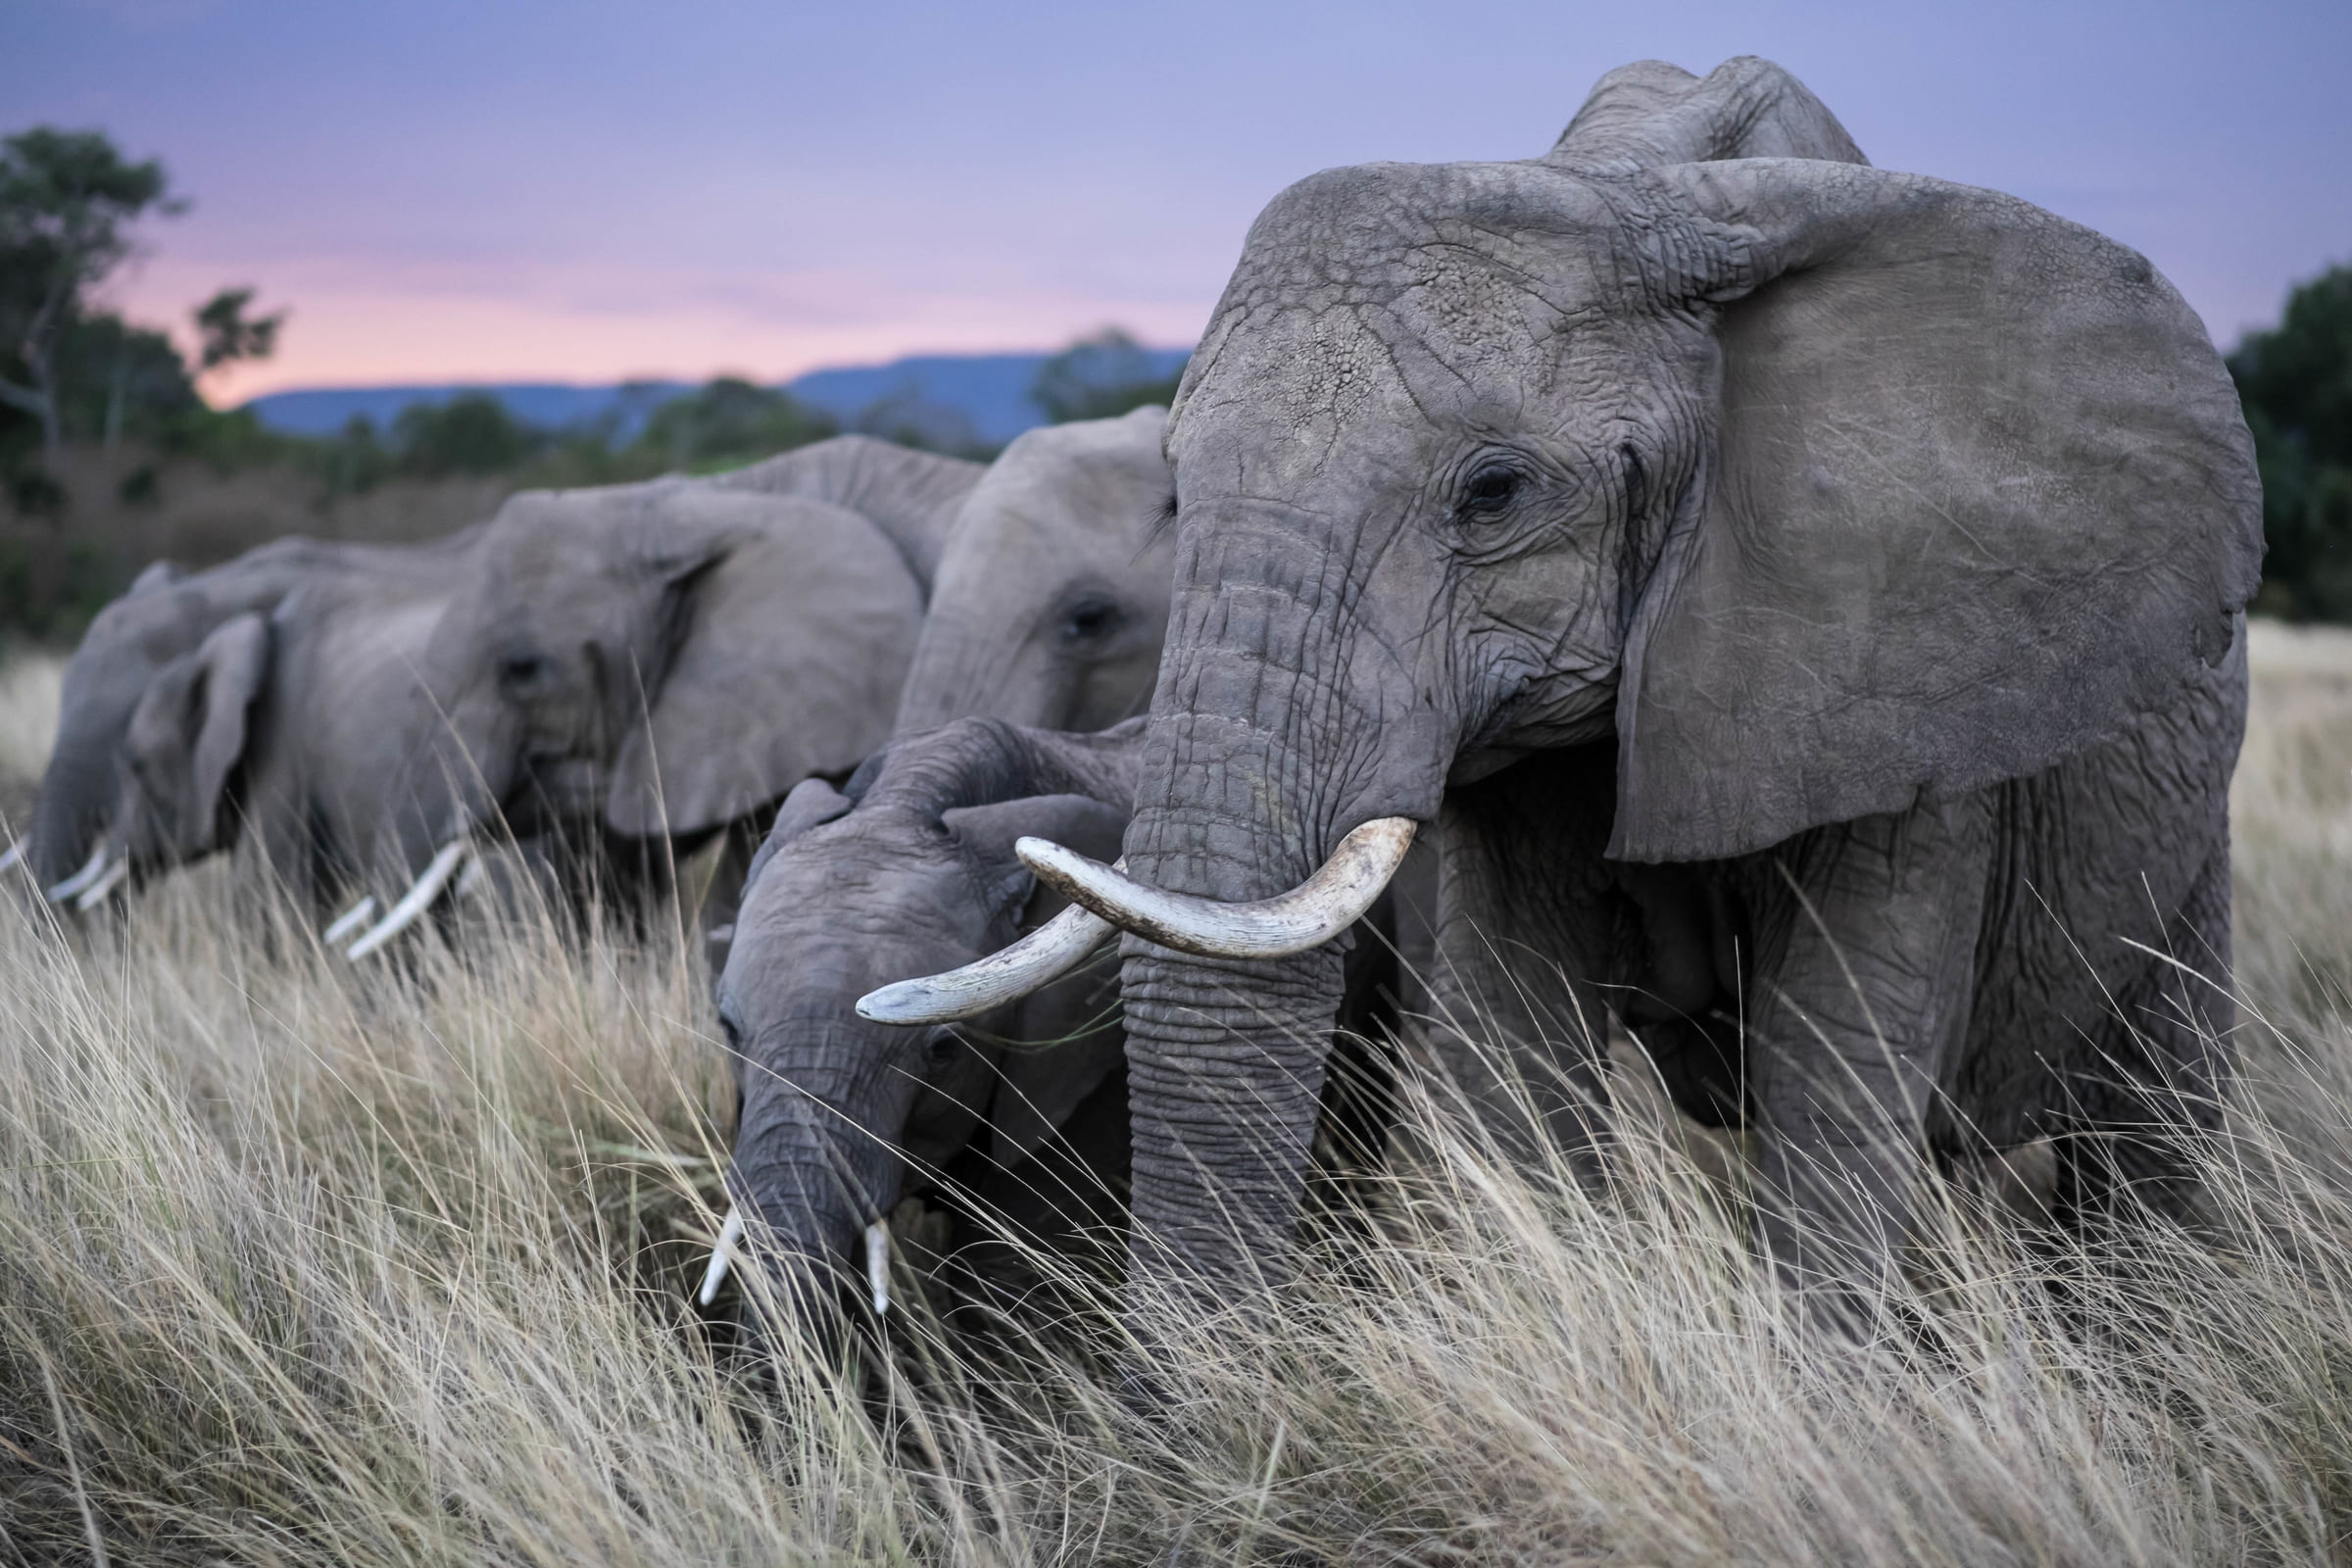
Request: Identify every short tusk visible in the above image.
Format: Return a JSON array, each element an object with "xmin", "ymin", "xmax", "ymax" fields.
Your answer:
[
  {"xmin": 865, "ymin": 1219, "xmax": 890, "ymax": 1316},
  {"xmin": 1019, "ymin": 815, "xmax": 1417, "ymax": 960},
  {"xmin": 697, "ymin": 1205, "xmax": 745, "ymax": 1307},
  {"xmin": 46, "ymin": 845, "xmax": 111, "ymax": 903},
  {"xmin": 73, "ymin": 857, "xmax": 127, "ymax": 912},
  {"xmin": 320, "ymin": 895, "xmax": 378, "ymax": 946},
  {"xmin": 856, "ymin": 861, "xmax": 1125, "ymax": 1025},
  {"xmin": 344, "ymin": 840, "xmax": 473, "ymax": 960},
  {"xmin": 453, "ymin": 856, "xmax": 489, "ymax": 902},
  {"xmin": 0, "ymin": 841, "xmax": 23, "ymax": 875}
]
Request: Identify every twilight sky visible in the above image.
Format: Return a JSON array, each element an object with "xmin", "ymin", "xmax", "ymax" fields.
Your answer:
[{"xmin": 8, "ymin": 0, "xmax": 2348, "ymax": 404}]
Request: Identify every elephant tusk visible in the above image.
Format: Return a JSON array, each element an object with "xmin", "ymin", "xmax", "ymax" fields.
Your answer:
[
  {"xmin": 1017, "ymin": 816, "xmax": 1417, "ymax": 960},
  {"xmin": 320, "ymin": 895, "xmax": 379, "ymax": 946},
  {"xmin": 865, "ymin": 1219, "xmax": 890, "ymax": 1316},
  {"xmin": 697, "ymin": 1205, "xmax": 745, "ymax": 1307},
  {"xmin": 855, "ymin": 862, "xmax": 1125, "ymax": 1025},
  {"xmin": 73, "ymin": 857, "xmax": 127, "ymax": 912},
  {"xmin": 453, "ymin": 856, "xmax": 489, "ymax": 902},
  {"xmin": 46, "ymin": 846, "xmax": 112, "ymax": 903},
  {"xmin": 344, "ymin": 840, "xmax": 473, "ymax": 960}
]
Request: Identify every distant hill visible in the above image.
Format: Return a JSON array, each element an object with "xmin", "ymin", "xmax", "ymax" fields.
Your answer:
[{"xmin": 241, "ymin": 346, "xmax": 1192, "ymax": 449}]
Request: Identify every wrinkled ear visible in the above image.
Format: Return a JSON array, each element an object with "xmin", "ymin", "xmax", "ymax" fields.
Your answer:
[
  {"xmin": 1611, "ymin": 159, "xmax": 2262, "ymax": 862},
  {"xmin": 1548, "ymin": 56, "xmax": 1866, "ymax": 170},
  {"xmin": 739, "ymin": 775, "xmax": 855, "ymax": 899},
  {"xmin": 941, "ymin": 792, "xmax": 1130, "ymax": 920},
  {"xmin": 187, "ymin": 612, "xmax": 271, "ymax": 847},
  {"xmin": 607, "ymin": 499, "xmax": 924, "ymax": 837}
]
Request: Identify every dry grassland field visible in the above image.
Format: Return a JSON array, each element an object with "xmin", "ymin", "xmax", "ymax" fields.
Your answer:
[{"xmin": 0, "ymin": 623, "xmax": 2347, "ymax": 1565}]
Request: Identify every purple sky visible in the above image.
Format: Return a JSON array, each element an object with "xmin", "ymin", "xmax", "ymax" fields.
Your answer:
[{"xmin": 9, "ymin": 0, "xmax": 2348, "ymax": 402}]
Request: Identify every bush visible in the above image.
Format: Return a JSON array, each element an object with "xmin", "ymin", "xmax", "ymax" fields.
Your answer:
[{"xmin": 2231, "ymin": 263, "xmax": 2352, "ymax": 620}]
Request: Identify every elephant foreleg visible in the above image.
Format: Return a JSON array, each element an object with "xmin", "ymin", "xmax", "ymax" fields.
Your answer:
[{"xmin": 1741, "ymin": 794, "xmax": 1993, "ymax": 1333}]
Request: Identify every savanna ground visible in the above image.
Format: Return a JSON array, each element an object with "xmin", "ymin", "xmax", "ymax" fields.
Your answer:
[{"xmin": 0, "ymin": 625, "xmax": 2347, "ymax": 1564}]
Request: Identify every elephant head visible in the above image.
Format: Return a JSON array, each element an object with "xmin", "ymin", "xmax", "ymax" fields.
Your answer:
[
  {"xmin": 369, "ymin": 480, "xmax": 927, "ymax": 940},
  {"xmin": 885, "ymin": 58, "xmax": 2263, "ymax": 1297},
  {"xmin": 27, "ymin": 533, "xmax": 476, "ymax": 906},
  {"xmin": 893, "ymin": 407, "xmax": 1177, "ymax": 735},
  {"xmin": 708, "ymin": 717, "xmax": 1143, "ymax": 1345}
]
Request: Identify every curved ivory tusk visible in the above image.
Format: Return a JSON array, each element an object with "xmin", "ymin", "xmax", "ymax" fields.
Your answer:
[
  {"xmin": 453, "ymin": 856, "xmax": 489, "ymax": 902},
  {"xmin": 0, "ymin": 841, "xmax": 24, "ymax": 876},
  {"xmin": 47, "ymin": 846, "xmax": 112, "ymax": 903},
  {"xmin": 344, "ymin": 840, "xmax": 472, "ymax": 960},
  {"xmin": 855, "ymin": 861, "xmax": 1126, "ymax": 1025},
  {"xmin": 73, "ymin": 857, "xmax": 127, "ymax": 912},
  {"xmin": 320, "ymin": 895, "xmax": 379, "ymax": 946},
  {"xmin": 1018, "ymin": 816, "xmax": 1417, "ymax": 960},
  {"xmin": 697, "ymin": 1204, "xmax": 745, "ymax": 1307},
  {"xmin": 864, "ymin": 1219, "xmax": 890, "ymax": 1316}
]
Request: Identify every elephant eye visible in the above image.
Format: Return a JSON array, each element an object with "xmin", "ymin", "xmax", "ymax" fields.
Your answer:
[
  {"xmin": 1058, "ymin": 598, "xmax": 1124, "ymax": 646},
  {"xmin": 717, "ymin": 1011, "xmax": 744, "ymax": 1054},
  {"xmin": 1454, "ymin": 462, "xmax": 1524, "ymax": 524},
  {"xmin": 925, "ymin": 1028, "xmax": 961, "ymax": 1068}
]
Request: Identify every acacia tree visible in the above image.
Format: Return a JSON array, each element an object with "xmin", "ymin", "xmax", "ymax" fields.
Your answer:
[{"xmin": 0, "ymin": 127, "xmax": 179, "ymax": 456}]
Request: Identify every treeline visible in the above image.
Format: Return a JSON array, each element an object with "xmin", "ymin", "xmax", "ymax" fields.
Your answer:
[{"xmin": 2231, "ymin": 263, "xmax": 2352, "ymax": 621}]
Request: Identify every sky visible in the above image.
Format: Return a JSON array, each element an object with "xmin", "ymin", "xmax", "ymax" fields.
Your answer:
[{"xmin": 8, "ymin": 0, "xmax": 2349, "ymax": 404}]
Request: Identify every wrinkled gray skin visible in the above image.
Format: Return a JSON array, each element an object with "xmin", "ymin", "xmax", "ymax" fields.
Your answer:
[
  {"xmin": 26, "ymin": 530, "xmax": 481, "ymax": 906},
  {"xmin": 382, "ymin": 437, "xmax": 979, "ymax": 910},
  {"xmin": 715, "ymin": 718, "xmax": 1143, "ymax": 1339},
  {"xmin": 894, "ymin": 406, "xmax": 1176, "ymax": 735},
  {"xmin": 1076, "ymin": 57, "xmax": 2262, "ymax": 1318}
]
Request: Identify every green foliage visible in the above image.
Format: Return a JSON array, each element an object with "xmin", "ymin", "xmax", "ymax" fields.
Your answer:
[
  {"xmin": 392, "ymin": 392, "xmax": 538, "ymax": 477},
  {"xmin": 192, "ymin": 285, "xmax": 284, "ymax": 374},
  {"xmin": 2231, "ymin": 263, "xmax": 2352, "ymax": 620},
  {"xmin": 1031, "ymin": 327, "xmax": 1184, "ymax": 424},
  {"xmin": 635, "ymin": 376, "xmax": 838, "ymax": 470},
  {"xmin": 0, "ymin": 126, "xmax": 180, "ymax": 454}
]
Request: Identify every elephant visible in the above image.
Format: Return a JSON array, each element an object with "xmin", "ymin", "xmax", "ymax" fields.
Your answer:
[
  {"xmin": 706, "ymin": 717, "xmax": 1146, "ymax": 1343},
  {"xmin": 705, "ymin": 714, "xmax": 1402, "ymax": 1348},
  {"xmin": 19, "ymin": 529, "xmax": 484, "ymax": 913},
  {"xmin": 353, "ymin": 437, "xmax": 983, "ymax": 955},
  {"xmin": 878, "ymin": 57, "xmax": 2264, "ymax": 1326},
  {"xmin": 892, "ymin": 405, "xmax": 1176, "ymax": 736}
]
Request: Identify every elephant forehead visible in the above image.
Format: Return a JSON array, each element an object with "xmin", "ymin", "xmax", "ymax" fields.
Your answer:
[{"xmin": 1184, "ymin": 163, "xmax": 1641, "ymax": 476}]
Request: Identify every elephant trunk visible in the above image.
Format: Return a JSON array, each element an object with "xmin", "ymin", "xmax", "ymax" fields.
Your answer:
[
  {"xmin": 1110, "ymin": 511, "xmax": 1406, "ymax": 1299},
  {"xmin": 28, "ymin": 714, "xmax": 117, "ymax": 887},
  {"xmin": 724, "ymin": 1022, "xmax": 920, "ymax": 1352}
]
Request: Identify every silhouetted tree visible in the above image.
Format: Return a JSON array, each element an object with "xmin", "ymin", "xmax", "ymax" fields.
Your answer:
[
  {"xmin": 1030, "ymin": 327, "xmax": 1184, "ymax": 424},
  {"xmin": 394, "ymin": 393, "xmax": 539, "ymax": 476},
  {"xmin": 2232, "ymin": 263, "xmax": 2352, "ymax": 620},
  {"xmin": 0, "ymin": 127, "xmax": 178, "ymax": 455},
  {"xmin": 636, "ymin": 377, "xmax": 836, "ymax": 468},
  {"xmin": 193, "ymin": 286, "xmax": 284, "ymax": 375}
]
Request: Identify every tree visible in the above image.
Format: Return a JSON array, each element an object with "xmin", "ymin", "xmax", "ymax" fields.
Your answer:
[
  {"xmin": 394, "ymin": 393, "xmax": 539, "ymax": 476},
  {"xmin": 1030, "ymin": 327, "xmax": 1186, "ymax": 424},
  {"xmin": 0, "ymin": 127, "xmax": 178, "ymax": 455},
  {"xmin": 635, "ymin": 377, "xmax": 837, "ymax": 469},
  {"xmin": 2231, "ymin": 264, "xmax": 2352, "ymax": 620},
  {"xmin": 193, "ymin": 286, "xmax": 284, "ymax": 375}
]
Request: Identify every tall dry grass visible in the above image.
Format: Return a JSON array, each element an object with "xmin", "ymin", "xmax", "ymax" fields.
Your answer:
[{"xmin": 0, "ymin": 624, "xmax": 2346, "ymax": 1563}]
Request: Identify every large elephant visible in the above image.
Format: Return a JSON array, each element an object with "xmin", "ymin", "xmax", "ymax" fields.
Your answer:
[
  {"xmin": 883, "ymin": 57, "xmax": 2263, "ymax": 1321},
  {"xmin": 353, "ymin": 438, "xmax": 981, "ymax": 953},
  {"xmin": 893, "ymin": 406, "xmax": 1175, "ymax": 735},
  {"xmin": 21, "ymin": 530, "xmax": 483, "ymax": 912},
  {"xmin": 707, "ymin": 718, "xmax": 1146, "ymax": 1339}
]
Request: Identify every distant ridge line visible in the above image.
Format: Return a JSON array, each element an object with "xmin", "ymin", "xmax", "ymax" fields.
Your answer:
[{"xmin": 241, "ymin": 345, "xmax": 1192, "ymax": 448}]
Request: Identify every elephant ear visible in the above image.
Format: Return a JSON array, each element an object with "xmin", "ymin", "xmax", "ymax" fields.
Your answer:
[
  {"xmin": 707, "ymin": 435, "xmax": 986, "ymax": 598},
  {"xmin": 739, "ymin": 775, "xmax": 856, "ymax": 899},
  {"xmin": 940, "ymin": 793, "xmax": 1131, "ymax": 1166},
  {"xmin": 128, "ymin": 611, "xmax": 270, "ymax": 853},
  {"xmin": 1609, "ymin": 159, "xmax": 2262, "ymax": 863},
  {"xmin": 1547, "ymin": 56, "xmax": 1866, "ymax": 171},
  {"xmin": 605, "ymin": 496, "xmax": 924, "ymax": 839}
]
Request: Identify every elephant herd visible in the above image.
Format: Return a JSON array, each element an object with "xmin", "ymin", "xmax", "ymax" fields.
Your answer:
[{"xmin": 13, "ymin": 57, "xmax": 2264, "ymax": 1355}]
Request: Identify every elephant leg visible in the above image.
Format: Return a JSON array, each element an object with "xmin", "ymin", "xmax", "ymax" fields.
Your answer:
[
  {"xmin": 1742, "ymin": 794, "xmax": 1993, "ymax": 1331},
  {"xmin": 1427, "ymin": 745, "xmax": 1627, "ymax": 1169},
  {"xmin": 2053, "ymin": 839, "xmax": 2233, "ymax": 1231}
]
